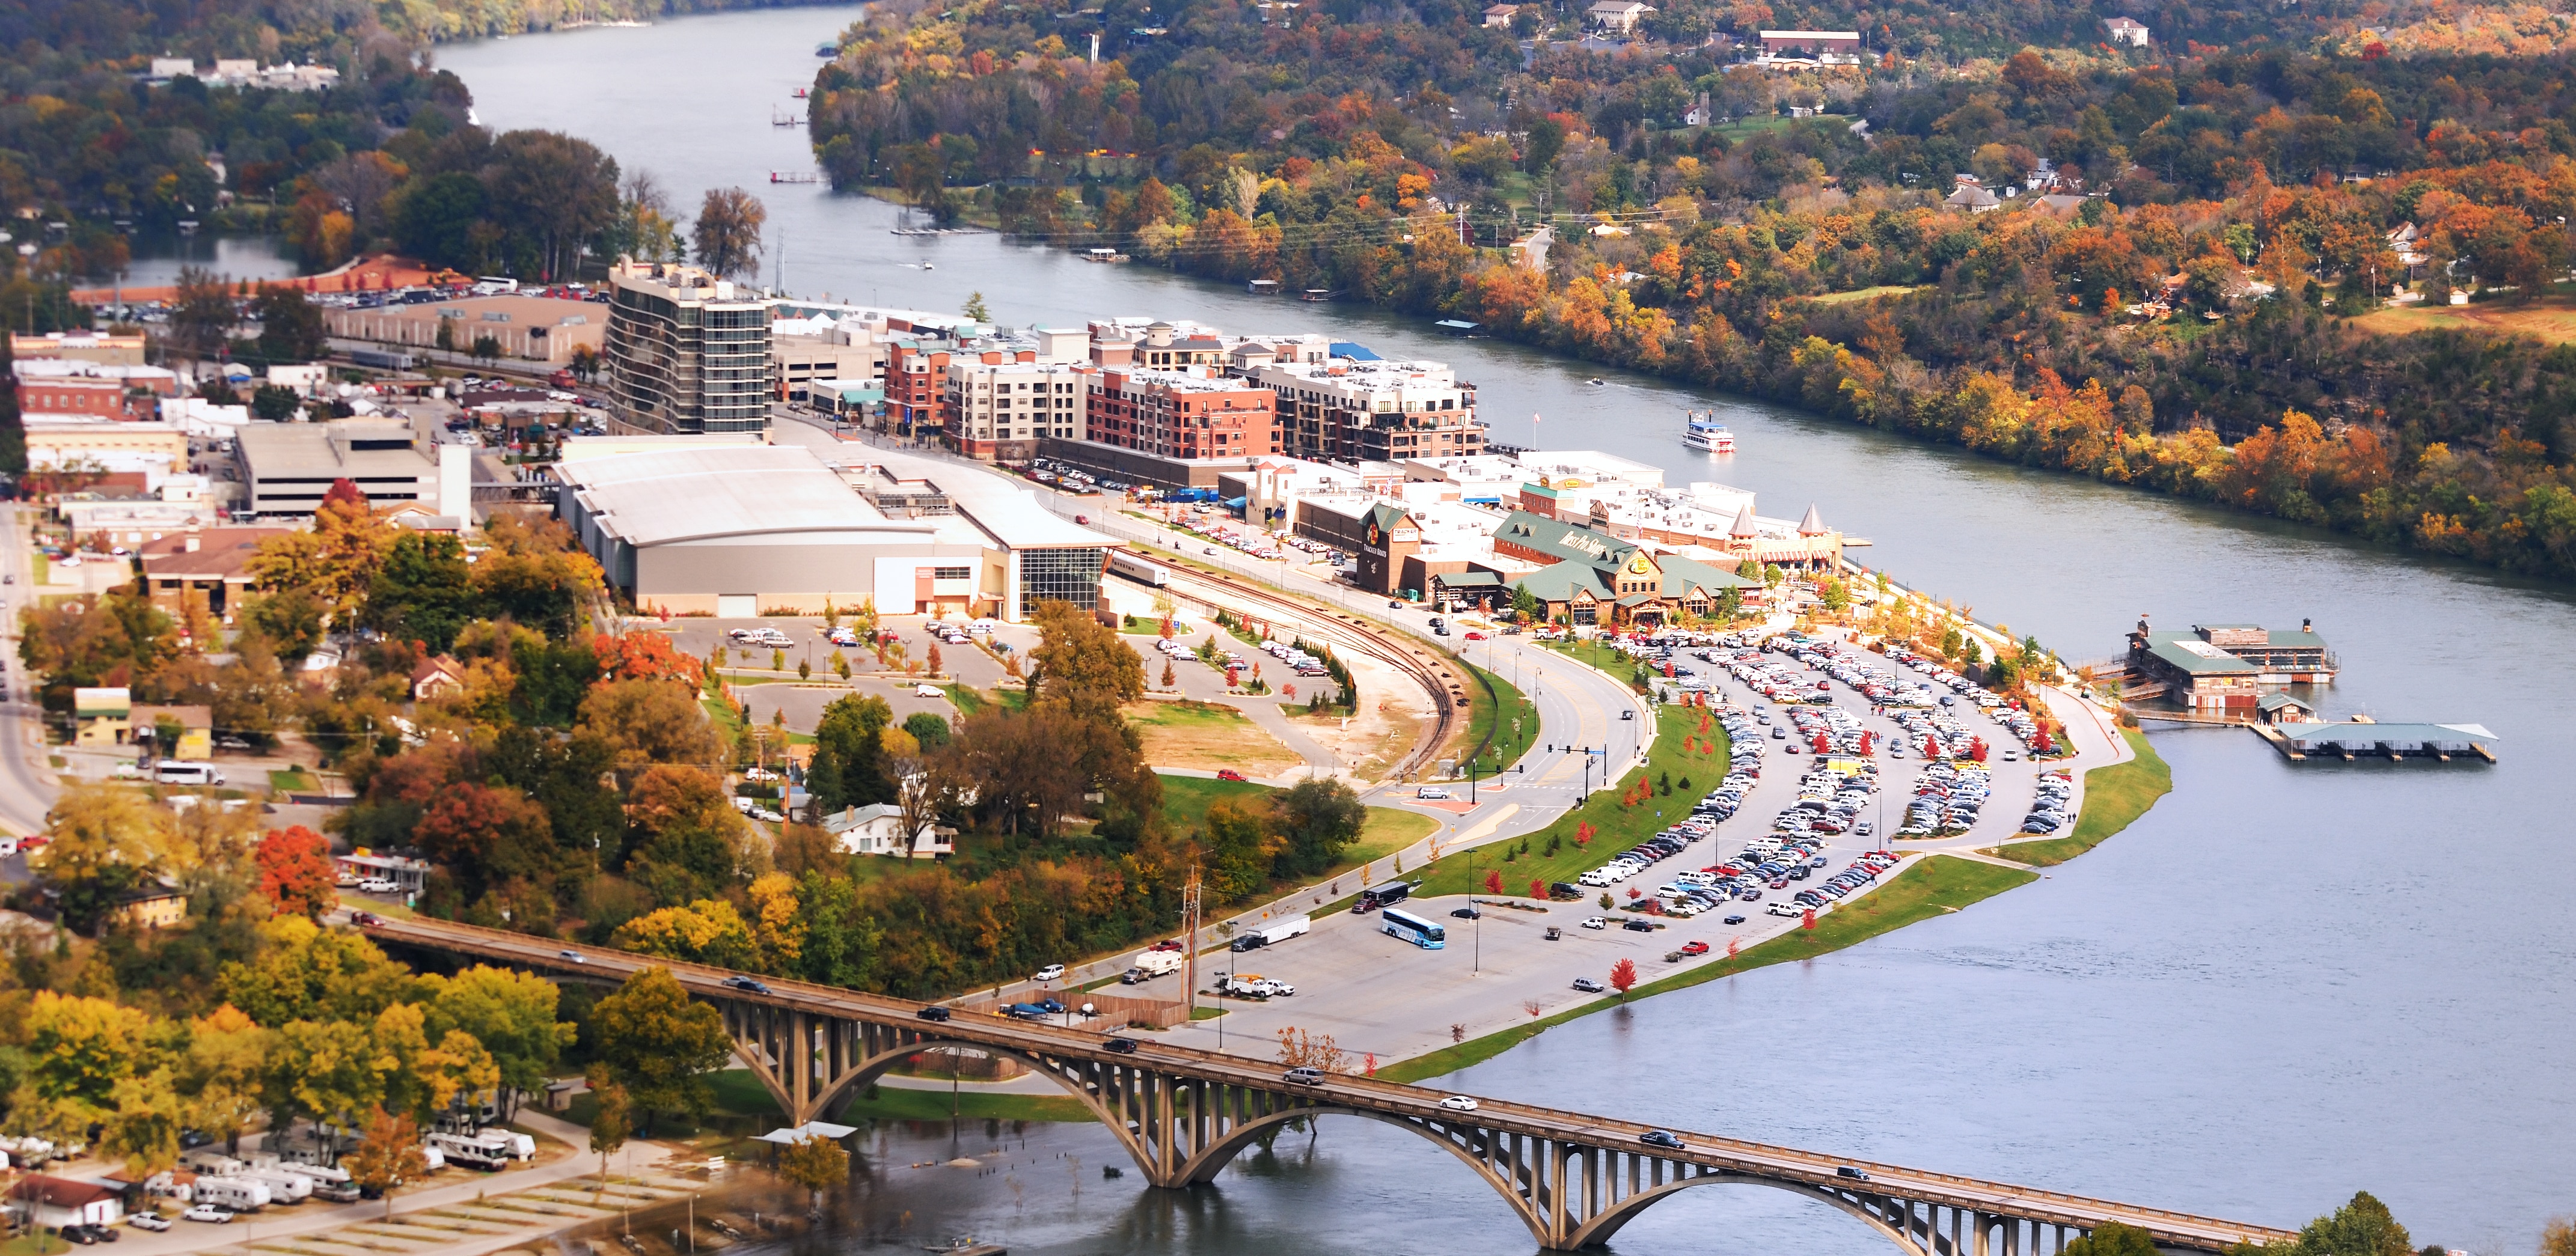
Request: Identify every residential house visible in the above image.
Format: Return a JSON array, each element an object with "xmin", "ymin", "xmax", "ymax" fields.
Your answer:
[
  {"xmin": 823, "ymin": 803, "xmax": 952, "ymax": 858},
  {"xmin": 130, "ymin": 704, "xmax": 213, "ymax": 761},
  {"xmin": 2103, "ymin": 16, "xmax": 2150, "ymax": 45},
  {"xmin": 13, "ymin": 1176, "xmax": 124, "ymax": 1230},
  {"xmin": 1945, "ymin": 184, "xmax": 2002, "ymax": 213},
  {"xmin": 112, "ymin": 885, "xmax": 189, "ymax": 930},
  {"xmin": 73, "ymin": 687, "xmax": 130, "ymax": 749},
  {"xmin": 411, "ymin": 656, "xmax": 468, "ymax": 702},
  {"xmin": 1587, "ymin": 0, "xmax": 1653, "ymax": 32},
  {"xmin": 138, "ymin": 527, "xmax": 291, "ymax": 624},
  {"xmin": 1484, "ymin": 2, "xmax": 1518, "ymax": 25}
]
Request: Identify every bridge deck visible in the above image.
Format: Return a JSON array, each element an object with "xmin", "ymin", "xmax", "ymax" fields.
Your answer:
[{"xmin": 364, "ymin": 915, "xmax": 2293, "ymax": 1252}]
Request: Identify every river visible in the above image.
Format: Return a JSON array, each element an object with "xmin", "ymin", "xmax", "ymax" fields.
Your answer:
[{"xmin": 445, "ymin": 16, "xmax": 2575, "ymax": 1255}]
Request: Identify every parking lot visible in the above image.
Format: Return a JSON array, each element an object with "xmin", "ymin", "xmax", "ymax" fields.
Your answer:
[{"xmin": 646, "ymin": 615, "xmax": 1045, "ymax": 735}]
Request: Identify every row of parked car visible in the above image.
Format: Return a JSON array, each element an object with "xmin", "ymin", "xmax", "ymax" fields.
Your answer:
[
  {"xmin": 2019, "ymin": 770, "xmax": 2076, "ymax": 834},
  {"xmin": 1257, "ymin": 638, "xmax": 1334, "ymax": 678},
  {"xmin": 1896, "ymin": 760, "xmax": 1995, "ymax": 838}
]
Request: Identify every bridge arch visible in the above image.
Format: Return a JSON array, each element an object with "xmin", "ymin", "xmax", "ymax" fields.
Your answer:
[
  {"xmin": 1564, "ymin": 1173, "xmax": 1948, "ymax": 1252},
  {"xmin": 1172, "ymin": 1106, "xmax": 1551, "ymax": 1243},
  {"xmin": 823, "ymin": 1039, "xmax": 1159, "ymax": 1175}
]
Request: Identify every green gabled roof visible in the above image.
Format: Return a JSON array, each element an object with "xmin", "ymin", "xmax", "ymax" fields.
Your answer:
[
  {"xmin": 1657, "ymin": 554, "xmax": 1756, "ymax": 595},
  {"xmin": 2264, "ymin": 629, "xmax": 2328, "ymax": 649},
  {"xmin": 1510, "ymin": 562, "xmax": 1612, "ymax": 602},
  {"xmin": 2143, "ymin": 630, "xmax": 2257, "ymax": 675},
  {"xmin": 2258, "ymin": 692, "xmax": 2315, "ymax": 712},
  {"xmin": 1493, "ymin": 509, "xmax": 1630, "ymax": 570},
  {"xmin": 1436, "ymin": 571, "xmax": 1506, "ymax": 587}
]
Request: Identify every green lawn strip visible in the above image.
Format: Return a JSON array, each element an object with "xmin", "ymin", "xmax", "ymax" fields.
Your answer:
[
  {"xmin": 1982, "ymin": 728, "xmax": 2170, "ymax": 867},
  {"xmin": 1457, "ymin": 660, "xmax": 1538, "ymax": 774},
  {"xmin": 1380, "ymin": 855, "xmax": 2034, "ymax": 1084},
  {"xmin": 836, "ymin": 1083, "xmax": 1095, "ymax": 1124},
  {"xmin": 269, "ymin": 769, "xmax": 319, "ymax": 793},
  {"xmin": 1409, "ymin": 706, "xmax": 1724, "ymax": 898}
]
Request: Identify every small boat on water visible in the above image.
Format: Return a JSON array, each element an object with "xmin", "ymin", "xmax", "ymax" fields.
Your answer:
[
  {"xmin": 1683, "ymin": 409, "xmax": 1735, "ymax": 453},
  {"xmin": 1585, "ymin": 377, "xmax": 1607, "ymax": 386}
]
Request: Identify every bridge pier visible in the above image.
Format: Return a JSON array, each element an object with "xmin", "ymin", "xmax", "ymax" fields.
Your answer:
[{"xmin": 367, "ymin": 919, "xmax": 2292, "ymax": 1256}]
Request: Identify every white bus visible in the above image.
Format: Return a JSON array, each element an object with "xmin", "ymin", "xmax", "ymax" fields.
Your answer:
[{"xmin": 1378, "ymin": 907, "xmax": 1446, "ymax": 950}]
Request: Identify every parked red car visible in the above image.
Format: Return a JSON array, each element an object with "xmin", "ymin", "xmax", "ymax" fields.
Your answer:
[
  {"xmin": 1679, "ymin": 940, "xmax": 1712, "ymax": 956},
  {"xmin": 1216, "ymin": 769, "xmax": 1247, "ymax": 781}
]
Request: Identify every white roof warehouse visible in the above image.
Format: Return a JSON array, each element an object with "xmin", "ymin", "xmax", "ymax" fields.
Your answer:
[{"xmin": 551, "ymin": 441, "xmax": 1110, "ymax": 621}]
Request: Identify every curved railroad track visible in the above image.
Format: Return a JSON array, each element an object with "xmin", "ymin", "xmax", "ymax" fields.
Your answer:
[{"xmin": 1148, "ymin": 556, "xmax": 1464, "ymax": 781}]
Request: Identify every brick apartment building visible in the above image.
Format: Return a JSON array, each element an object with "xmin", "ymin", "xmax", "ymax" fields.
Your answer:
[{"xmin": 1085, "ymin": 368, "xmax": 1277, "ymax": 460}]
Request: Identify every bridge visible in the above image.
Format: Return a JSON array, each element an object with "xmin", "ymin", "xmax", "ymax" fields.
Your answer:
[{"xmin": 365, "ymin": 916, "xmax": 2293, "ymax": 1254}]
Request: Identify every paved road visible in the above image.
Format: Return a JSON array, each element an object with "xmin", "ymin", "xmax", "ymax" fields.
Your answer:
[{"xmin": 0, "ymin": 506, "xmax": 59, "ymax": 838}]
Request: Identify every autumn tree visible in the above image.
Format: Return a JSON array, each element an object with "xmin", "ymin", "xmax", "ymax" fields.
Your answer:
[
  {"xmin": 343, "ymin": 1107, "xmax": 429, "ymax": 1218},
  {"xmin": 620, "ymin": 765, "xmax": 756, "ymax": 907},
  {"xmin": 37, "ymin": 782, "xmax": 173, "ymax": 931},
  {"xmin": 256, "ymin": 825, "xmax": 339, "ymax": 919},
  {"xmin": 419, "ymin": 966, "xmax": 577, "ymax": 1120},
  {"xmin": 580, "ymin": 678, "xmax": 724, "ymax": 778},
  {"xmin": 412, "ymin": 782, "xmax": 557, "ymax": 907},
  {"xmin": 1273, "ymin": 1026, "xmax": 1349, "ymax": 1073},
  {"xmin": 1608, "ymin": 957, "xmax": 1638, "ymax": 999},
  {"xmin": 777, "ymin": 1133, "xmax": 851, "ymax": 1216},
  {"xmin": 177, "ymin": 1005, "xmax": 272, "ymax": 1153},
  {"xmin": 588, "ymin": 967, "xmax": 730, "ymax": 1132},
  {"xmin": 586, "ymin": 1072, "xmax": 631, "ymax": 1186},
  {"xmin": 1029, "ymin": 599, "xmax": 1145, "ymax": 724},
  {"xmin": 247, "ymin": 480, "xmax": 396, "ymax": 635},
  {"xmin": 691, "ymin": 187, "xmax": 767, "ymax": 280}
]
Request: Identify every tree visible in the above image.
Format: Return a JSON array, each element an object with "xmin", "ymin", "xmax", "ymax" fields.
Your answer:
[
  {"xmin": 1484, "ymin": 869, "xmax": 1504, "ymax": 895},
  {"xmin": 1274, "ymin": 778, "xmax": 1365, "ymax": 877},
  {"xmin": 168, "ymin": 266, "xmax": 236, "ymax": 359},
  {"xmin": 102, "ymin": 1071, "xmax": 185, "ymax": 1178},
  {"xmin": 420, "ymin": 966, "xmax": 577, "ymax": 1120},
  {"xmin": 217, "ymin": 916, "xmax": 419, "ymax": 1026},
  {"xmin": 1030, "ymin": 600, "xmax": 1145, "ymax": 724},
  {"xmin": 2065, "ymin": 1223, "xmax": 2163, "ymax": 1256},
  {"xmin": 589, "ymin": 968, "xmax": 730, "ymax": 1132},
  {"xmin": 622, "ymin": 764, "xmax": 755, "ymax": 906},
  {"xmin": 471, "ymin": 334, "xmax": 502, "ymax": 365},
  {"xmin": 177, "ymin": 1005, "xmax": 272, "ymax": 1154},
  {"xmin": 2541, "ymin": 1217, "xmax": 2575, "ymax": 1256},
  {"xmin": 808, "ymin": 692, "xmax": 896, "ymax": 813},
  {"xmin": 1608, "ymin": 957, "xmax": 1638, "ymax": 999},
  {"xmin": 412, "ymin": 782, "xmax": 556, "ymax": 904},
  {"xmin": 578, "ymin": 678, "xmax": 724, "ymax": 776},
  {"xmin": 248, "ymin": 481, "xmax": 394, "ymax": 635},
  {"xmin": 901, "ymin": 712, "xmax": 952, "ymax": 750},
  {"xmin": 397, "ymin": 172, "xmax": 492, "ymax": 273},
  {"xmin": 586, "ymin": 1073, "xmax": 631, "ymax": 1185},
  {"xmin": 343, "ymin": 1107, "xmax": 429, "ymax": 1218},
  {"xmin": 365, "ymin": 531, "xmax": 474, "ymax": 654},
  {"xmin": 1161, "ymin": 658, "xmax": 1177, "ymax": 687},
  {"xmin": 251, "ymin": 383, "xmax": 301, "ymax": 421},
  {"xmin": 37, "ymin": 782, "xmax": 173, "ymax": 931},
  {"xmin": 484, "ymin": 130, "xmax": 621, "ymax": 282},
  {"xmin": 777, "ymin": 1134, "xmax": 850, "ymax": 1216},
  {"xmin": 2292, "ymin": 1192, "xmax": 2414, "ymax": 1256},
  {"xmin": 962, "ymin": 291, "xmax": 991, "ymax": 321},
  {"xmin": 270, "ymin": 1017, "xmax": 385, "ymax": 1147},
  {"xmin": 256, "ymin": 825, "xmax": 338, "ymax": 919},
  {"xmin": 252, "ymin": 285, "xmax": 328, "ymax": 362},
  {"xmin": 691, "ymin": 187, "xmax": 767, "ymax": 281}
]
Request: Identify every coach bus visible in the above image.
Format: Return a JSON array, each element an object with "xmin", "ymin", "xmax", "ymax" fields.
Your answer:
[{"xmin": 1379, "ymin": 906, "xmax": 1446, "ymax": 950}]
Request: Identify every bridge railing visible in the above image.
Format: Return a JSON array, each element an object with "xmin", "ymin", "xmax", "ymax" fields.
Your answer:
[{"xmin": 363, "ymin": 915, "xmax": 2292, "ymax": 1245}]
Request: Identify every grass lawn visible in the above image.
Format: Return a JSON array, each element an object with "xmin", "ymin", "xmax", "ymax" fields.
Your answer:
[
  {"xmin": 1124, "ymin": 700, "xmax": 1302, "ymax": 776},
  {"xmin": 1409, "ymin": 706, "xmax": 1725, "ymax": 898},
  {"xmin": 1379, "ymin": 855, "xmax": 2036, "ymax": 1083},
  {"xmin": 1989, "ymin": 727, "xmax": 2171, "ymax": 866},
  {"xmin": 1158, "ymin": 772, "xmax": 1276, "ymax": 834},
  {"xmin": 268, "ymin": 768, "xmax": 318, "ymax": 793},
  {"xmin": 1805, "ymin": 284, "xmax": 1923, "ymax": 305},
  {"xmin": 1457, "ymin": 661, "xmax": 1539, "ymax": 775},
  {"xmin": 2348, "ymin": 296, "xmax": 2576, "ymax": 344},
  {"xmin": 834, "ymin": 1083, "xmax": 1094, "ymax": 1124},
  {"xmin": 1157, "ymin": 769, "xmax": 1430, "ymax": 871},
  {"xmin": 30, "ymin": 555, "xmax": 47, "ymax": 586}
]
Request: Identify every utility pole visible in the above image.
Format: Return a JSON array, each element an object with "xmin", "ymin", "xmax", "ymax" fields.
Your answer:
[{"xmin": 1182, "ymin": 865, "xmax": 1202, "ymax": 1037}]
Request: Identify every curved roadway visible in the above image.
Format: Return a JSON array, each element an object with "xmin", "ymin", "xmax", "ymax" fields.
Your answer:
[{"xmin": 0, "ymin": 506, "xmax": 57, "ymax": 839}]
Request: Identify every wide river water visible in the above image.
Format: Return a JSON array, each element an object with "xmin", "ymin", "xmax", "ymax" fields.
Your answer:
[{"xmin": 445, "ymin": 16, "xmax": 2574, "ymax": 1255}]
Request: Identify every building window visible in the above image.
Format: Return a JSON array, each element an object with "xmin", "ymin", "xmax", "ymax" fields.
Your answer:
[
  {"xmin": 1020, "ymin": 547, "xmax": 1104, "ymax": 612},
  {"xmin": 934, "ymin": 566, "xmax": 971, "ymax": 581}
]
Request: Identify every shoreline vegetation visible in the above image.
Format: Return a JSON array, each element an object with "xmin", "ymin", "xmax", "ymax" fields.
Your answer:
[{"xmin": 804, "ymin": 0, "xmax": 2576, "ymax": 587}]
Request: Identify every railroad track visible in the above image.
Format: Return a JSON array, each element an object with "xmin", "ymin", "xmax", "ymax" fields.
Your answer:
[{"xmin": 1150, "ymin": 558, "xmax": 1464, "ymax": 780}]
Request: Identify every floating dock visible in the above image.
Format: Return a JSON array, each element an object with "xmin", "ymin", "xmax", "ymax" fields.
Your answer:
[{"xmin": 2253, "ymin": 718, "xmax": 2497, "ymax": 763}]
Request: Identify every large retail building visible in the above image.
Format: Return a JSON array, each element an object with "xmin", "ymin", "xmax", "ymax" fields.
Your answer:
[{"xmin": 552, "ymin": 439, "xmax": 1109, "ymax": 621}]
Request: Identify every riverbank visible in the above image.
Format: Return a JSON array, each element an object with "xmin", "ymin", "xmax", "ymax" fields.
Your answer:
[{"xmin": 1987, "ymin": 727, "xmax": 2171, "ymax": 866}]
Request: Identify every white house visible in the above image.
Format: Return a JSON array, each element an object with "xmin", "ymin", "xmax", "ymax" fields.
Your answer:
[
  {"xmin": 1484, "ymin": 2, "xmax": 1519, "ymax": 27},
  {"xmin": 1587, "ymin": 0, "xmax": 1654, "ymax": 33},
  {"xmin": 1944, "ymin": 185, "xmax": 2002, "ymax": 213},
  {"xmin": 2104, "ymin": 16, "xmax": 2150, "ymax": 45},
  {"xmin": 823, "ymin": 803, "xmax": 952, "ymax": 858}
]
